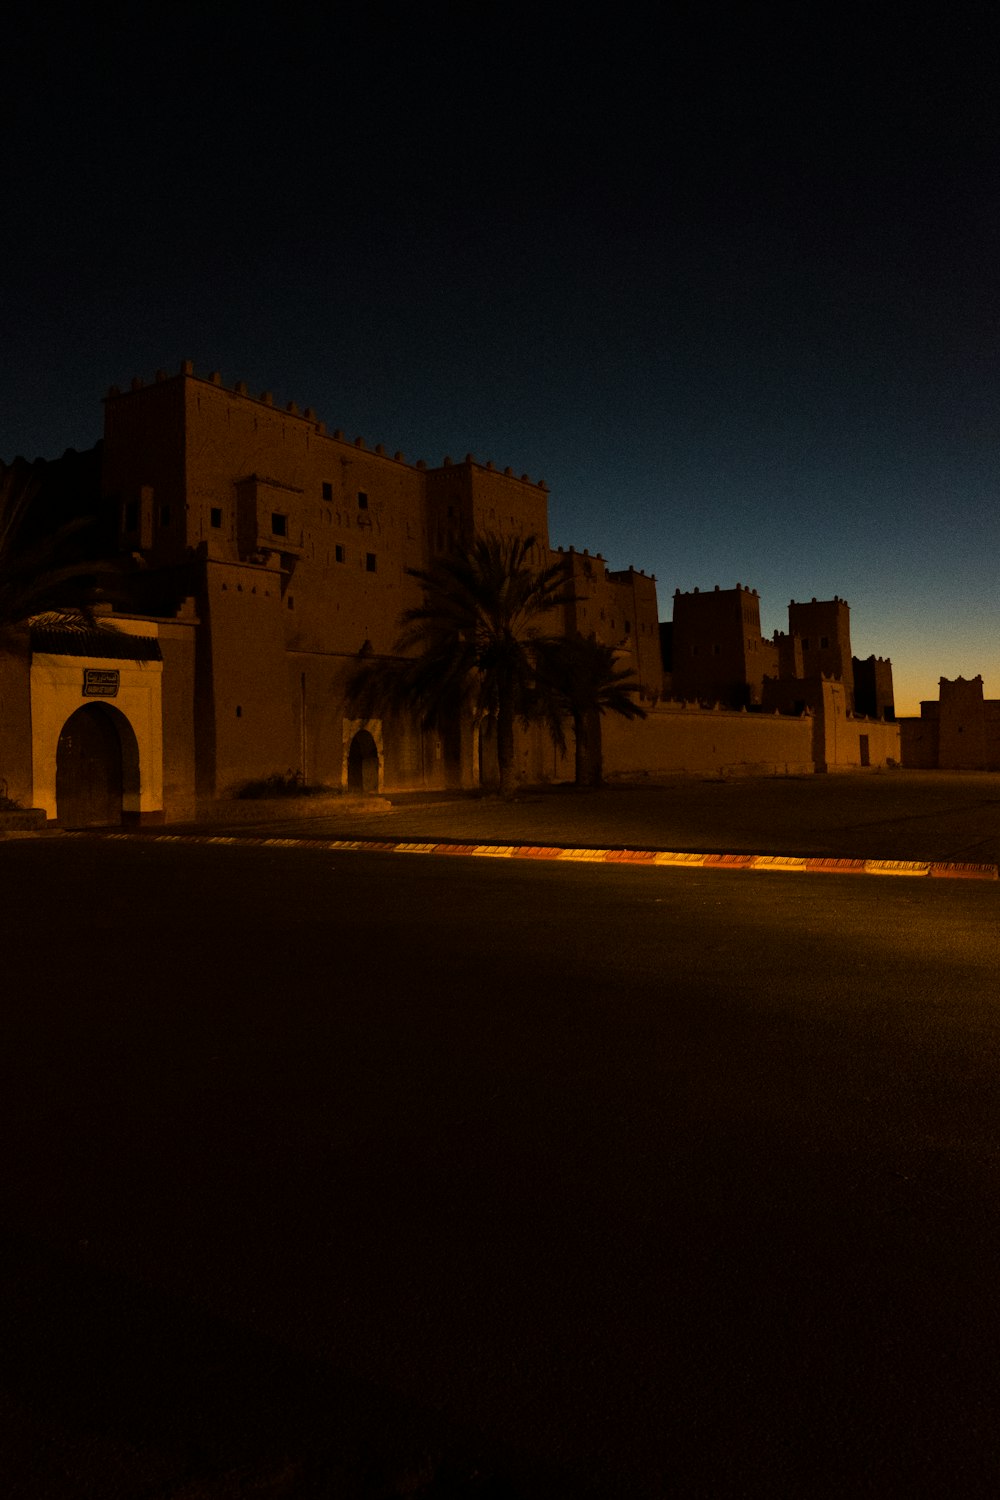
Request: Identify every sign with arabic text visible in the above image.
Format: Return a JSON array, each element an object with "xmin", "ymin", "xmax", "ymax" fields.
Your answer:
[{"xmin": 82, "ymin": 668, "xmax": 120, "ymax": 697}]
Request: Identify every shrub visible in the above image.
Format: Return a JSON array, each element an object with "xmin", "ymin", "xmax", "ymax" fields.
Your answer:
[{"xmin": 235, "ymin": 770, "xmax": 330, "ymax": 800}]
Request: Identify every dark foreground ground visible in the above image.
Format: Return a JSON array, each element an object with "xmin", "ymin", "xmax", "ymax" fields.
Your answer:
[{"xmin": 1, "ymin": 815, "xmax": 999, "ymax": 1498}]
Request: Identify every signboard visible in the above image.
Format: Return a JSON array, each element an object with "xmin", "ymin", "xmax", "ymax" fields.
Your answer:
[{"xmin": 82, "ymin": 668, "xmax": 120, "ymax": 698}]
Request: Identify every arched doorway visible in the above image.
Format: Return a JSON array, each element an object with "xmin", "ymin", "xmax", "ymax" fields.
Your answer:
[
  {"xmin": 56, "ymin": 704, "xmax": 139, "ymax": 828},
  {"xmin": 347, "ymin": 729, "xmax": 380, "ymax": 792}
]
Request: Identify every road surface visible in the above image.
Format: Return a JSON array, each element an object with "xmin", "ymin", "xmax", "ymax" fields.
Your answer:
[{"xmin": 1, "ymin": 837, "xmax": 998, "ymax": 1496}]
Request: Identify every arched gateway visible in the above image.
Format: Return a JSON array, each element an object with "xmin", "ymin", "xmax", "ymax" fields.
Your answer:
[
  {"xmin": 56, "ymin": 703, "xmax": 141, "ymax": 828},
  {"xmin": 347, "ymin": 728, "xmax": 380, "ymax": 792}
]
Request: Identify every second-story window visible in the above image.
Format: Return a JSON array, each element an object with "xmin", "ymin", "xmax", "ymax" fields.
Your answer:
[
  {"xmin": 358, "ymin": 491, "xmax": 369, "ymax": 510},
  {"xmin": 322, "ymin": 481, "xmax": 333, "ymax": 500},
  {"xmin": 210, "ymin": 507, "xmax": 222, "ymax": 528},
  {"xmin": 366, "ymin": 552, "xmax": 377, "ymax": 572},
  {"xmin": 271, "ymin": 513, "xmax": 288, "ymax": 537}
]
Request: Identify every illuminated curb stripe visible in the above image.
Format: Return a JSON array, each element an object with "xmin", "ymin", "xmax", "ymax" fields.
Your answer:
[
  {"xmin": 66, "ymin": 831, "xmax": 1000, "ymax": 880},
  {"xmin": 864, "ymin": 859, "xmax": 931, "ymax": 876},
  {"xmin": 928, "ymin": 861, "xmax": 999, "ymax": 880}
]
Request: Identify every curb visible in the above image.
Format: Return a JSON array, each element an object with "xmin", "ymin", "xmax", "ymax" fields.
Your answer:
[{"xmin": 81, "ymin": 832, "xmax": 999, "ymax": 881}]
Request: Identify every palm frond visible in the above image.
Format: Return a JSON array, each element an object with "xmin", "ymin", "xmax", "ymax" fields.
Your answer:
[
  {"xmin": 0, "ymin": 462, "xmax": 122, "ymax": 638},
  {"xmin": 344, "ymin": 532, "xmax": 579, "ymax": 793}
]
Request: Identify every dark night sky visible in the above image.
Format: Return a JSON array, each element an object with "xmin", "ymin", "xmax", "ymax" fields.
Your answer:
[{"xmin": 3, "ymin": 4, "xmax": 998, "ymax": 712}]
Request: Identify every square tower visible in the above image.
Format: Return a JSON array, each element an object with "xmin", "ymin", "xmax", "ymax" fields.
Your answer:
[
  {"xmin": 787, "ymin": 596, "xmax": 854, "ymax": 708},
  {"xmin": 670, "ymin": 584, "xmax": 767, "ymax": 707}
]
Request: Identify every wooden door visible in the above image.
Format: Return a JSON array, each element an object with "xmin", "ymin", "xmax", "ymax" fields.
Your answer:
[{"xmin": 56, "ymin": 706, "xmax": 123, "ymax": 828}]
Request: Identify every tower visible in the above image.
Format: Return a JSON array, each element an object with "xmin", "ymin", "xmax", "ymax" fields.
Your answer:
[{"xmin": 787, "ymin": 596, "xmax": 854, "ymax": 709}]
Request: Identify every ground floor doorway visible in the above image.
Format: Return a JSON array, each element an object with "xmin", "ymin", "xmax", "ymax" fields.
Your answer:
[
  {"xmin": 56, "ymin": 704, "xmax": 139, "ymax": 828},
  {"xmin": 347, "ymin": 729, "xmax": 380, "ymax": 792}
]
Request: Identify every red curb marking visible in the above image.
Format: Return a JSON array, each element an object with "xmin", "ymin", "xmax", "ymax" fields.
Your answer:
[
  {"xmin": 67, "ymin": 832, "xmax": 1000, "ymax": 881},
  {"xmin": 749, "ymin": 856, "xmax": 807, "ymax": 871},
  {"xmin": 804, "ymin": 857, "xmax": 868, "ymax": 873}
]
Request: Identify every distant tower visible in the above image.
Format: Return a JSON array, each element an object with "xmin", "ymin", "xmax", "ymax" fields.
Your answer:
[
  {"xmin": 670, "ymin": 583, "xmax": 767, "ymax": 707},
  {"xmin": 937, "ymin": 676, "xmax": 988, "ymax": 768},
  {"xmin": 787, "ymin": 596, "xmax": 854, "ymax": 709},
  {"xmin": 853, "ymin": 655, "xmax": 895, "ymax": 720}
]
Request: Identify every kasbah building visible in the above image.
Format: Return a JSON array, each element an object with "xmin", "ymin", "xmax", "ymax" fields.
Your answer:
[{"xmin": 0, "ymin": 361, "xmax": 993, "ymax": 828}]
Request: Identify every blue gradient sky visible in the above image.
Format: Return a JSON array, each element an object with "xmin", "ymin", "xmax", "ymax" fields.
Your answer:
[{"xmin": 3, "ymin": 6, "xmax": 997, "ymax": 715}]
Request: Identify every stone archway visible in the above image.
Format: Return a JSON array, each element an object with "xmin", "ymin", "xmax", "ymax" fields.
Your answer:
[
  {"xmin": 56, "ymin": 703, "xmax": 140, "ymax": 828},
  {"xmin": 347, "ymin": 729, "xmax": 380, "ymax": 792}
]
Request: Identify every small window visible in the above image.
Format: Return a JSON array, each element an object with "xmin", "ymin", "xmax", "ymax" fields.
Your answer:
[
  {"xmin": 335, "ymin": 544, "xmax": 345, "ymax": 563},
  {"xmin": 366, "ymin": 552, "xmax": 377, "ymax": 572},
  {"xmin": 123, "ymin": 500, "xmax": 138, "ymax": 532},
  {"xmin": 159, "ymin": 505, "xmax": 170, "ymax": 526},
  {"xmin": 210, "ymin": 506, "xmax": 222, "ymax": 528},
  {"xmin": 322, "ymin": 481, "xmax": 333, "ymax": 500},
  {"xmin": 287, "ymin": 595, "xmax": 294, "ymax": 609},
  {"xmin": 624, "ymin": 620, "xmax": 631, "ymax": 635},
  {"xmin": 271, "ymin": 512, "xmax": 287, "ymax": 537},
  {"xmin": 358, "ymin": 491, "xmax": 369, "ymax": 510}
]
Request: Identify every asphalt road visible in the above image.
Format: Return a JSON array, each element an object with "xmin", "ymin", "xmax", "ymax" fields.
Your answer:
[{"xmin": 2, "ymin": 838, "xmax": 999, "ymax": 1497}]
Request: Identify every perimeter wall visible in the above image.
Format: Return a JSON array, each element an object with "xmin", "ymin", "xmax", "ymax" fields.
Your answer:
[{"xmin": 601, "ymin": 703, "xmax": 815, "ymax": 778}]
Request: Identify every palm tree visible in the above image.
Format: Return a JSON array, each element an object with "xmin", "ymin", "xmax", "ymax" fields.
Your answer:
[
  {"xmin": 1, "ymin": 459, "xmax": 122, "ymax": 809},
  {"xmin": 346, "ymin": 532, "xmax": 574, "ymax": 797},
  {"xmin": 0, "ymin": 459, "xmax": 115, "ymax": 640},
  {"xmin": 537, "ymin": 633, "xmax": 647, "ymax": 787}
]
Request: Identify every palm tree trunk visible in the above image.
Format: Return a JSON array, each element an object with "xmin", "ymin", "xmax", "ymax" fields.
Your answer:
[
  {"xmin": 573, "ymin": 710, "xmax": 589, "ymax": 787},
  {"xmin": 497, "ymin": 681, "xmax": 517, "ymax": 798},
  {"xmin": 588, "ymin": 708, "xmax": 604, "ymax": 787}
]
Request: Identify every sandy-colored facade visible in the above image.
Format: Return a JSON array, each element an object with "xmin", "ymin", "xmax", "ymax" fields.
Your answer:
[
  {"xmin": 3, "ymin": 365, "xmax": 666, "ymax": 822},
  {"xmin": 657, "ymin": 583, "xmax": 899, "ymax": 773},
  {"xmin": 899, "ymin": 676, "xmax": 1000, "ymax": 771},
  {"xmin": 2, "ymin": 362, "xmax": 913, "ymax": 824}
]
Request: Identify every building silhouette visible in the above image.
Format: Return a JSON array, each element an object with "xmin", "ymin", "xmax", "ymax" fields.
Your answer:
[
  {"xmin": 899, "ymin": 677, "xmax": 1000, "ymax": 770},
  {"xmin": 1, "ymin": 363, "xmax": 915, "ymax": 826},
  {"xmin": 3, "ymin": 364, "xmax": 661, "ymax": 822}
]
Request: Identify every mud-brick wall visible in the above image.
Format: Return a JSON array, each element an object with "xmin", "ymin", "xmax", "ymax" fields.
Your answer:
[{"xmin": 601, "ymin": 703, "xmax": 815, "ymax": 777}]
